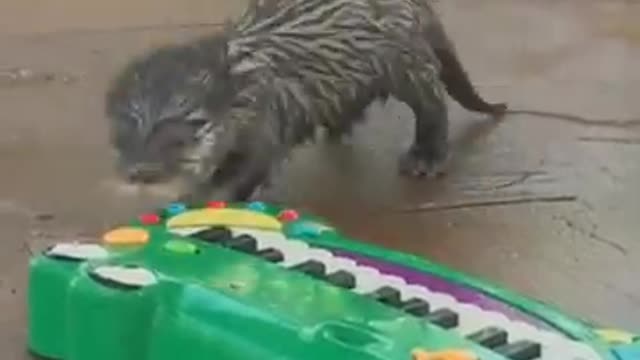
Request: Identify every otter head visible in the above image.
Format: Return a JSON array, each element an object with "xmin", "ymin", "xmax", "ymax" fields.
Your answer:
[{"xmin": 105, "ymin": 36, "xmax": 235, "ymax": 190}]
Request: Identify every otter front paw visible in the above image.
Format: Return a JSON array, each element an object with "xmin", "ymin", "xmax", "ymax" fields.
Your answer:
[{"xmin": 398, "ymin": 145, "xmax": 450, "ymax": 178}]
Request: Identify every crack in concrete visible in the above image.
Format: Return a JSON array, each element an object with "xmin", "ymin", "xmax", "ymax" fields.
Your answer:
[
  {"xmin": 0, "ymin": 68, "xmax": 79, "ymax": 88},
  {"xmin": 578, "ymin": 136, "xmax": 640, "ymax": 145},
  {"xmin": 0, "ymin": 21, "xmax": 225, "ymax": 40},
  {"xmin": 506, "ymin": 109, "xmax": 640, "ymax": 129},
  {"xmin": 491, "ymin": 171, "xmax": 547, "ymax": 190},
  {"xmin": 556, "ymin": 215, "xmax": 628, "ymax": 255},
  {"xmin": 394, "ymin": 194, "xmax": 577, "ymax": 214}
]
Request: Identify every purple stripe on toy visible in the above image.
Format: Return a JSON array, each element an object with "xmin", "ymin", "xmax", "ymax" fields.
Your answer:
[{"xmin": 332, "ymin": 250, "xmax": 555, "ymax": 331}]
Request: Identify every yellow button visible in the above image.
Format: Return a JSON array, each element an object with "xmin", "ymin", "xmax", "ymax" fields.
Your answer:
[
  {"xmin": 596, "ymin": 328, "xmax": 637, "ymax": 344},
  {"xmin": 411, "ymin": 349, "xmax": 477, "ymax": 360},
  {"xmin": 103, "ymin": 227, "xmax": 149, "ymax": 246},
  {"xmin": 167, "ymin": 208, "xmax": 282, "ymax": 231}
]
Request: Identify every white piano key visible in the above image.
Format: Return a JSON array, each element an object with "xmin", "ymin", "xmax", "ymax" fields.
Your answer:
[
  {"xmin": 305, "ymin": 248, "xmax": 335, "ymax": 263},
  {"xmin": 541, "ymin": 338, "xmax": 601, "ymax": 360},
  {"xmin": 423, "ymin": 292, "xmax": 459, "ymax": 310},
  {"xmin": 233, "ymin": 229, "xmax": 288, "ymax": 249},
  {"xmin": 378, "ymin": 274, "xmax": 407, "ymax": 289},
  {"xmin": 533, "ymin": 330, "xmax": 562, "ymax": 347},
  {"xmin": 402, "ymin": 284, "xmax": 436, "ymax": 299},
  {"xmin": 567, "ymin": 344, "xmax": 601, "ymax": 360},
  {"xmin": 352, "ymin": 266, "xmax": 384, "ymax": 294},
  {"xmin": 320, "ymin": 257, "xmax": 359, "ymax": 274},
  {"xmin": 255, "ymin": 235, "xmax": 289, "ymax": 250},
  {"xmin": 169, "ymin": 226, "xmax": 209, "ymax": 237},
  {"xmin": 537, "ymin": 334, "xmax": 569, "ymax": 360},
  {"xmin": 507, "ymin": 321, "xmax": 543, "ymax": 343},
  {"xmin": 47, "ymin": 243, "xmax": 108, "ymax": 261},
  {"xmin": 454, "ymin": 303, "xmax": 496, "ymax": 336},
  {"xmin": 93, "ymin": 265, "xmax": 157, "ymax": 287},
  {"xmin": 303, "ymin": 248, "xmax": 358, "ymax": 274},
  {"xmin": 279, "ymin": 242, "xmax": 314, "ymax": 267}
]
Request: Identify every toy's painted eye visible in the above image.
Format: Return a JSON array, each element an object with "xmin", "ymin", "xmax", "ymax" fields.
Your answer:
[
  {"xmin": 89, "ymin": 265, "xmax": 157, "ymax": 290},
  {"xmin": 46, "ymin": 243, "xmax": 108, "ymax": 262},
  {"xmin": 168, "ymin": 226, "xmax": 210, "ymax": 237}
]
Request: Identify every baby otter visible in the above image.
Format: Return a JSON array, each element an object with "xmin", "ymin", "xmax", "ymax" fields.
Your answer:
[{"xmin": 105, "ymin": 0, "xmax": 506, "ymax": 203}]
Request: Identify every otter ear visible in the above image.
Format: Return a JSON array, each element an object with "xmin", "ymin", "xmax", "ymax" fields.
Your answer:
[
  {"xmin": 219, "ymin": 40, "xmax": 231, "ymax": 69},
  {"xmin": 215, "ymin": 24, "xmax": 234, "ymax": 66},
  {"xmin": 185, "ymin": 108, "xmax": 210, "ymax": 128},
  {"xmin": 210, "ymin": 36, "xmax": 232, "ymax": 77},
  {"xmin": 196, "ymin": 33, "xmax": 231, "ymax": 72}
]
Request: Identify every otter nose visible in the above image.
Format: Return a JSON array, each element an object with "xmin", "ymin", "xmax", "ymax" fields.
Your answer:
[{"xmin": 126, "ymin": 164, "xmax": 162, "ymax": 183}]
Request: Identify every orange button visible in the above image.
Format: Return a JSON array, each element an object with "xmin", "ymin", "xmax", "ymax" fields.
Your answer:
[
  {"xmin": 103, "ymin": 227, "xmax": 150, "ymax": 246},
  {"xmin": 411, "ymin": 349, "xmax": 477, "ymax": 360}
]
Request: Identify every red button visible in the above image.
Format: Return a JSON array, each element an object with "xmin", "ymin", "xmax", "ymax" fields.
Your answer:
[
  {"xmin": 278, "ymin": 209, "xmax": 299, "ymax": 222},
  {"xmin": 139, "ymin": 213, "xmax": 161, "ymax": 225},
  {"xmin": 207, "ymin": 201, "xmax": 227, "ymax": 209}
]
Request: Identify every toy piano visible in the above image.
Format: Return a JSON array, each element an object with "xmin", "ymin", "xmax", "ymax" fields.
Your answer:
[{"xmin": 27, "ymin": 201, "xmax": 639, "ymax": 360}]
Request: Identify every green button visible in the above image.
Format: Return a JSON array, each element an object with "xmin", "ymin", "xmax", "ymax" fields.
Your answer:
[{"xmin": 164, "ymin": 240, "xmax": 198, "ymax": 254}]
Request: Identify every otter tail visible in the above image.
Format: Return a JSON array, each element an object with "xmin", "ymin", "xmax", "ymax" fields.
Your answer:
[
  {"xmin": 424, "ymin": 17, "xmax": 507, "ymax": 116},
  {"xmin": 435, "ymin": 47, "xmax": 506, "ymax": 115}
]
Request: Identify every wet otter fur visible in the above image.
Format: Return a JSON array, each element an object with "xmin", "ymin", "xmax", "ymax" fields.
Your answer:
[{"xmin": 105, "ymin": 0, "xmax": 506, "ymax": 203}]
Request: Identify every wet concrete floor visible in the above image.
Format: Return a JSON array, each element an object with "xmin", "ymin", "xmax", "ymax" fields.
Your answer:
[{"xmin": 1, "ymin": 0, "xmax": 639, "ymax": 357}]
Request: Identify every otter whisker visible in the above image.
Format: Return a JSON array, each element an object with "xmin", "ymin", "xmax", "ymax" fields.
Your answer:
[{"xmin": 179, "ymin": 157, "xmax": 201, "ymax": 164}]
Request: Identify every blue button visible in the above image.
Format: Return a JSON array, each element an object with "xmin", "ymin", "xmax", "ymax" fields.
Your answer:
[
  {"xmin": 165, "ymin": 202, "xmax": 187, "ymax": 216},
  {"xmin": 613, "ymin": 344, "xmax": 640, "ymax": 359},
  {"xmin": 287, "ymin": 221, "xmax": 333, "ymax": 238},
  {"xmin": 248, "ymin": 201, "xmax": 267, "ymax": 212}
]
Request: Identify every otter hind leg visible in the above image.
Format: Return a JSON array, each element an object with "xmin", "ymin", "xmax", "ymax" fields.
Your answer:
[{"xmin": 389, "ymin": 59, "xmax": 451, "ymax": 178}]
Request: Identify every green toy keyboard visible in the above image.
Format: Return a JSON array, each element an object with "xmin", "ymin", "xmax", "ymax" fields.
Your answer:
[{"xmin": 27, "ymin": 201, "xmax": 639, "ymax": 360}]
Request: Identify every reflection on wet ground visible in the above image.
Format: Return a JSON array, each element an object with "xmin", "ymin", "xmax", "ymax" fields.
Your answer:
[{"xmin": 0, "ymin": 0, "xmax": 639, "ymax": 358}]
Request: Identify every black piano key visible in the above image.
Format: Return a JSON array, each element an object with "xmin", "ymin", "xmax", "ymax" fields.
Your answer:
[
  {"xmin": 257, "ymin": 248, "xmax": 284, "ymax": 263},
  {"xmin": 401, "ymin": 298, "xmax": 431, "ymax": 316},
  {"xmin": 326, "ymin": 270, "xmax": 357, "ymax": 289},
  {"xmin": 426, "ymin": 308, "xmax": 459, "ymax": 329},
  {"xmin": 290, "ymin": 260, "xmax": 326, "ymax": 279},
  {"xmin": 467, "ymin": 327, "xmax": 509, "ymax": 349},
  {"xmin": 368, "ymin": 286, "xmax": 403, "ymax": 307},
  {"xmin": 223, "ymin": 234, "xmax": 258, "ymax": 253},
  {"xmin": 194, "ymin": 226, "xmax": 233, "ymax": 243},
  {"xmin": 495, "ymin": 340, "xmax": 542, "ymax": 360}
]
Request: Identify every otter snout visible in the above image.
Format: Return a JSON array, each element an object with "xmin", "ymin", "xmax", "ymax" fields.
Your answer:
[{"xmin": 124, "ymin": 163, "xmax": 164, "ymax": 184}]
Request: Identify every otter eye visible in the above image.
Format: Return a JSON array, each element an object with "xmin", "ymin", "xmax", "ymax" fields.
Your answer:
[
  {"xmin": 186, "ymin": 118, "xmax": 208, "ymax": 128},
  {"xmin": 147, "ymin": 120, "xmax": 195, "ymax": 152},
  {"xmin": 168, "ymin": 138, "xmax": 187, "ymax": 148},
  {"xmin": 185, "ymin": 108, "xmax": 209, "ymax": 129}
]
